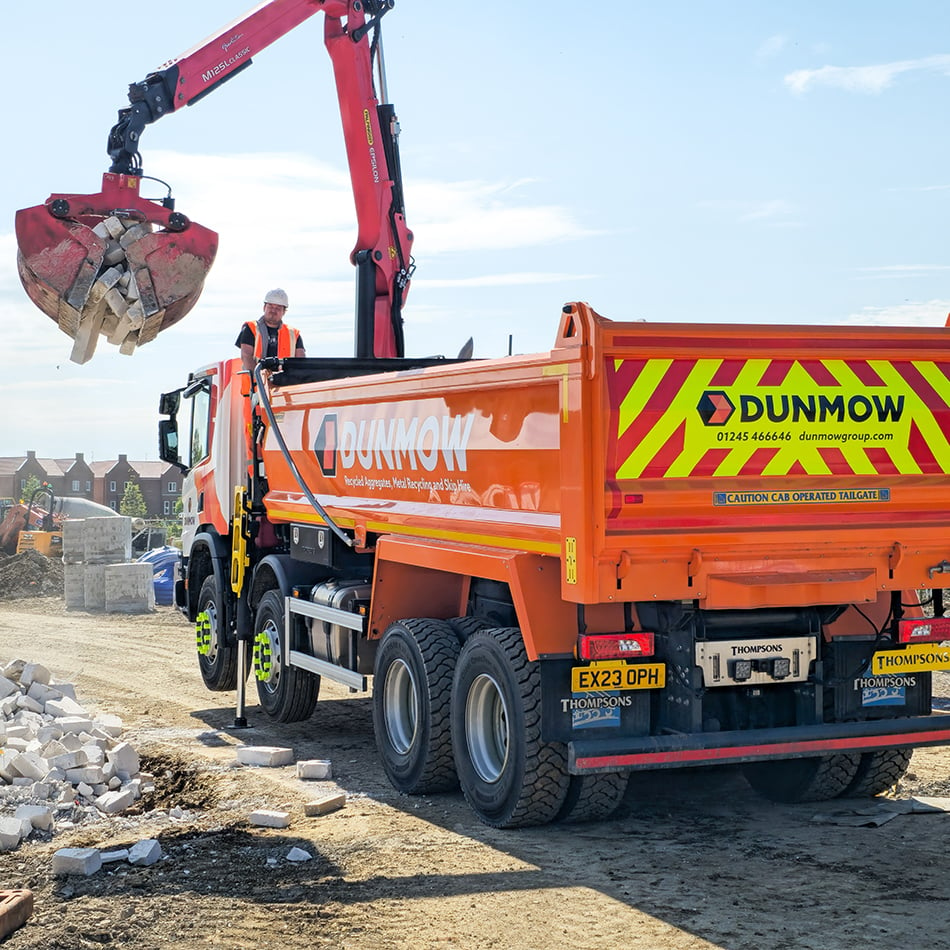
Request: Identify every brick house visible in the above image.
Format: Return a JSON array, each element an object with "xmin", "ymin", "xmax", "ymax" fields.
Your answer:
[{"xmin": 0, "ymin": 452, "xmax": 180, "ymax": 518}]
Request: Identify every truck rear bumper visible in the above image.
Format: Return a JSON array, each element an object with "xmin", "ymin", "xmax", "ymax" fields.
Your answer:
[{"xmin": 569, "ymin": 714, "xmax": 950, "ymax": 773}]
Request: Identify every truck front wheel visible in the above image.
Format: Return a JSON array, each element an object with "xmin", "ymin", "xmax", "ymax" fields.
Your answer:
[
  {"xmin": 253, "ymin": 590, "xmax": 319, "ymax": 722},
  {"xmin": 742, "ymin": 753, "xmax": 861, "ymax": 803},
  {"xmin": 195, "ymin": 576, "xmax": 238, "ymax": 691},
  {"xmin": 452, "ymin": 628, "xmax": 569, "ymax": 828}
]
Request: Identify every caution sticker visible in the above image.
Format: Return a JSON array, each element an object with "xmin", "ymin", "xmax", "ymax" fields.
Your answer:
[{"xmin": 713, "ymin": 488, "xmax": 890, "ymax": 507}]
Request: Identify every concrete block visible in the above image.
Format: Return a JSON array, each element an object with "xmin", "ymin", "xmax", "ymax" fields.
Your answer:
[
  {"xmin": 63, "ymin": 561, "xmax": 86, "ymax": 608},
  {"xmin": 46, "ymin": 695, "xmax": 89, "ymax": 718},
  {"xmin": 95, "ymin": 789, "xmax": 135, "ymax": 814},
  {"xmin": 237, "ymin": 746, "xmax": 294, "ymax": 767},
  {"xmin": 304, "ymin": 794, "xmax": 346, "ymax": 817},
  {"xmin": 0, "ymin": 751, "xmax": 18, "ymax": 783},
  {"xmin": 81, "ymin": 745, "xmax": 105, "ymax": 767},
  {"xmin": 61, "ymin": 519, "xmax": 85, "ymax": 564},
  {"xmin": 20, "ymin": 664, "xmax": 50, "ymax": 687},
  {"xmin": 10, "ymin": 753, "xmax": 48, "ymax": 782},
  {"xmin": 96, "ymin": 713, "xmax": 124, "ymax": 737},
  {"xmin": 296, "ymin": 759, "xmax": 332, "ymax": 780},
  {"xmin": 1, "ymin": 660, "xmax": 25, "ymax": 681},
  {"xmin": 27, "ymin": 682, "xmax": 60, "ymax": 705},
  {"xmin": 65, "ymin": 766, "xmax": 106, "ymax": 785},
  {"xmin": 0, "ymin": 820, "xmax": 21, "ymax": 852},
  {"xmin": 286, "ymin": 847, "xmax": 312, "ymax": 862},
  {"xmin": 83, "ymin": 517, "xmax": 132, "ymax": 564},
  {"xmin": 83, "ymin": 564, "xmax": 107, "ymax": 610},
  {"xmin": 30, "ymin": 782, "xmax": 51, "ymax": 800},
  {"xmin": 52, "ymin": 848, "xmax": 102, "ymax": 876},
  {"xmin": 104, "ymin": 563, "xmax": 155, "ymax": 613},
  {"xmin": 76, "ymin": 782, "xmax": 95, "ymax": 799},
  {"xmin": 58, "ymin": 717, "xmax": 94, "ymax": 735},
  {"xmin": 14, "ymin": 695, "xmax": 43, "ymax": 715},
  {"xmin": 15, "ymin": 805, "xmax": 53, "ymax": 832},
  {"xmin": 101, "ymin": 849, "xmax": 129, "ymax": 864},
  {"xmin": 107, "ymin": 741, "xmax": 139, "ymax": 777},
  {"xmin": 248, "ymin": 810, "xmax": 291, "ymax": 828},
  {"xmin": 128, "ymin": 838, "xmax": 162, "ymax": 866},
  {"xmin": 0, "ymin": 678, "xmax": 19, "ymax": 701}
]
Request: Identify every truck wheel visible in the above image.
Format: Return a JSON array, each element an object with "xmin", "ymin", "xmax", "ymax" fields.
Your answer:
[
  {"xmin": 742, "ymin": 753, "xmax": 861, "ymax": 803},
  {"xmin": 448, "ymin": 616, "xmax": 490, "ymax": 643},
  {"xmin": 557, "ymin": 772, "xmax": 630, "ymax": 823},
  {"xmin": 452, "ymin": 627, "xmax": 569, "ymax": 828},
  {"xmin": 253, "ymin": 590, "xmax": 319, "ymax": 722},
  {"xmin": 841, "ymin": 749, "xmax": 913, "ymax": 798},
  {"xmin": 373, "ymin": 618, "xmax": 461, "ymax": 794},
  {"xmin": 195, "ymin": 576, "xmax": 238, "ymax": 691}
]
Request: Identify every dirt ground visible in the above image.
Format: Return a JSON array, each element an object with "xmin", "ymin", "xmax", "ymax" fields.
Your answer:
[{"xmin": 0, "ymin": 597, "xmax": 948, "ymax": 950}]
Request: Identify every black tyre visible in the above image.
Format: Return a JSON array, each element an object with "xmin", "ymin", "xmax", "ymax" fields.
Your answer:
[
  {"xmin": 373, "ymin": 618, "xmax": 461, "ymax": 794},
  {"xmin": 557, "ymin": 772, "xmax": 630, "ymax": 823},
  {"xmin": 195, "ymin": 576, "xmax": 238, "ymax": 691},
  {"xmin": 841, "ymin": 748, "xmax": 913, "ymax": 798},
  {"xmin": 743, "ymin": 753, "xmax": 861, "ymax": 803},
  {"xmin": 448, "ymin": 615, "xmax": 490, "ymax": 643},
  {"xmin": 452, "ymin": 627, "xmax": 569, "ymax": 828},
  {"xmin": 253, "ymin": 590, "xmax": 320, "ymax": 722}
]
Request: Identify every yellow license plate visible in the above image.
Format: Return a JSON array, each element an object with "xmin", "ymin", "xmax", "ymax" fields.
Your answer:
[
  {"xmin": 571, "ymin": 662, "xmax": 666, "ymax": 692},
  {"xmin": 872, "ymin": 644, "xmax": 950, "ymax": 675}
]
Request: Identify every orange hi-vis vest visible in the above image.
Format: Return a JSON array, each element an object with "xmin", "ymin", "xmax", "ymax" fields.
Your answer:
[{"xmin": 245, "ymin": 318, "xmax": 300, "ymax": 360}]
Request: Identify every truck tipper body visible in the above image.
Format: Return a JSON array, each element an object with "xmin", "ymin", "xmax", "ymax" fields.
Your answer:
[{"xmin": 161, "ymin": 302, "xmax": 950, "ymax": 827}]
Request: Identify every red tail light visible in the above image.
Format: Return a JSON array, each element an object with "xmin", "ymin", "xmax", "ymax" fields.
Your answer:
[
  {"xmin": 898, "ymin": 617, "xmax": 950, "ymax": 643},
  {"xmin": 578, "ymin": 632, "xmax": 655, "ymax": 660}
]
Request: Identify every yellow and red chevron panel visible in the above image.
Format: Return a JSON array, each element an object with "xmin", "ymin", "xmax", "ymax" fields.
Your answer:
[{"xmin": 607, "ymin": 357, "xmax": 950, "ymax": 479}]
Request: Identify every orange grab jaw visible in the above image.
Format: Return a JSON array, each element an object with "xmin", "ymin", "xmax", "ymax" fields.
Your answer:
[{"xmin": 14, "ymin": 173, "xmax": 218, "ymax": 364}]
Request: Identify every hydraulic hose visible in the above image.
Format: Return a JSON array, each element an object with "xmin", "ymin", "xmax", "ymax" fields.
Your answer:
[{"xmin": 252, "ymin": 361, "xmax": 355, "ymax": 549}]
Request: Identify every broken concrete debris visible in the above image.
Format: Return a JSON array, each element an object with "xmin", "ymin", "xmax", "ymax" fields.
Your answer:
[
  {"xmin": 0, "ymin": 658, "xmax": 153, "ymax": 853},
  {"xmin": 248, "ymin": 809, "xmax": 291, "ymax": 829},
  {"xmin": 236, "ymin": 745, "xmax": 294, "ymax": 768},
  {"xmin": 67, "ymin": 216, "xmax": 165, "ymax": 365},
  {"xmin": 52, "ymin": 838, "xmax": 163, "ymax": 876}
]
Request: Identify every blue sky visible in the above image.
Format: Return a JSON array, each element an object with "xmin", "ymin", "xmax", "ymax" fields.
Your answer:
[{"xmin": 3, "ymin": 1, "xmax": 950, "ymax": 460}]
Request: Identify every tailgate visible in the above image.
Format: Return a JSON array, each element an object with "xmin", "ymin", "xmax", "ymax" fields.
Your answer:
[{"xmin": 564, "ymin": 305, "xmax": 950, "ymax": 607}]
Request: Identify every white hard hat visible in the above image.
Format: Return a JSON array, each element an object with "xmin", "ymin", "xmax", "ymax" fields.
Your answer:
[{"xmin": 264, "ymin": 288, "xmax": 289, "ymax": 308}]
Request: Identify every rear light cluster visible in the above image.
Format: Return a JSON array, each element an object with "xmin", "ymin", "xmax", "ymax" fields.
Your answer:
[
  {"xmin": 898, "ymin": 617, "xmax": 950, "ymax": 643},
  {"xmin": 577, "ymin": 632, "xmax": 655, "ymax": 661}
]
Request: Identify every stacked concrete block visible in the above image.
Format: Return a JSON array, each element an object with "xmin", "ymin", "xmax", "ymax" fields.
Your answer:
[
  {"xmin": 83, "ymin": 518, "xmax": 132, "ymax": 565},
  {"xmin": 62, "ymin": 517, "xmax": 153, "ymax": 613},
  {"xmin": 104, "ymin": 563, "xmax": 155, "ymax": 613}
]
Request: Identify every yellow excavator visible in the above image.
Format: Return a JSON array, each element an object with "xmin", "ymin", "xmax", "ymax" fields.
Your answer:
[{"xmin": 0, "ymin": 484, "xmax": 63, "ymax": 558}]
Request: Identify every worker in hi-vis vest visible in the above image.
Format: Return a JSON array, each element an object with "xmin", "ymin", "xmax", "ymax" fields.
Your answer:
[{"xmin": 235, "ymin": 288, "xmax": 306, "ymax": 371}]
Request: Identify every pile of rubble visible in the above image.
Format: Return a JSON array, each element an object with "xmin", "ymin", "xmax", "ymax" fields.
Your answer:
[
  {"xmin": 0, "ymin": 551, "xmax": 65, "ymax": 601},
  {"xmin": 0, "ymin": 658, "xmax": 152, "ymax": 853}
]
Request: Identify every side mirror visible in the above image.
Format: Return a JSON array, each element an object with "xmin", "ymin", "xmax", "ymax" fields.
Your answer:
[
  {"xmin": 159, "ymin": 419, "xmax": 187, "ymax": 473},
  {"xmin": 159, "ymin": 389, "xmax": 182, "ymax": 416}
]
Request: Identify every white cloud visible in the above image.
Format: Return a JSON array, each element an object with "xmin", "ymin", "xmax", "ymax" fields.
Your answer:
[
  {"xmin": 756, "ymin": 35, "xmax": 787, "ymax": 62},
  {"xmin": 842, "ymin": 299, "xmax": 950, "ymax": 326},
  {"xmin": 785, "ymin": 54, "xmax": 950, "ymax": 94},
  {"xmin": 698, "ymin": 198, "xmax": 799, "ymax": 225}
]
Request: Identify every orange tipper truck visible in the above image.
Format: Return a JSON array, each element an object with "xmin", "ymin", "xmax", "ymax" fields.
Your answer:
[{"xmin": 159, "ymin": 303, "xmax": 950, "ymax": 827}]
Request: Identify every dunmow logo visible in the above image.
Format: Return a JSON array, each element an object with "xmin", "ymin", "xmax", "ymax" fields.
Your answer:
[
  {"xmin": 315, "ymin": 412, "xmax": 476, "ymax": 475},
  {"xmin": 697, "ymin": 391, "xmax": 905, "ymax": 426}
]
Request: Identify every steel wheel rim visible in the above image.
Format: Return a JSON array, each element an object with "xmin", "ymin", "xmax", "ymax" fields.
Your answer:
[
  {"xmin": 203, "ymin": 600, "xmax": 220, "ymax": 662},
  {"xmin": 383, "ymin": 658, "xmax": 418, "ymax": 755},
  {"xmin": 465, "ymin": 673, "xmax": 509, "ymax": 784},
  {"xmin": 258, "ymin": 617, "xmax": 282, "ymax": 693}
]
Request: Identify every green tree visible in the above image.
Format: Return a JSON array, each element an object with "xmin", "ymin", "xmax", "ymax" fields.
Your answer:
[
  {"xmin": 119, "ymin": 482, "xmax": 148, "ymax": 519},
  {"xmin": 20, "ymin": 474, "xmax": 44, "ymax": 503}
]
